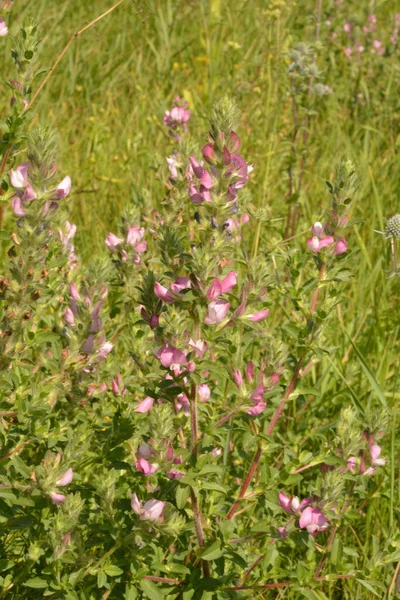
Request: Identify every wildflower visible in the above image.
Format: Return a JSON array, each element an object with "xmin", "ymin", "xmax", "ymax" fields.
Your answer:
[
  {"xmin": 49, "ymin": 468, "xmax": 74, "ymax": 505},
  {"xmin": 371, "ymin": 40, "xmax": 384, "ymax": 56},
  {"xmin": 343, "ymin": 23, "xmax": 352, "ymax": 33},
  {"xmin": 131, "ymin": 494, "xmax": 165, "ymax": 521},
  {"xmin": 167, "ymin": 469, "xmax": 184, "ymax": 480},
  {"xmin": 155, "ymin": 344, "xmax": 188, "ymax": 374},
  {"xmin": 188, "ymin": 338, "xmax": 208, "ymax": 358},
  {"xmin": 138, "ymin": 442, "xmax": 153, "ymax": 459},
  {"xmin": 204, "ymin": 299, "xmax": 230, "ymax": 325},
  {"xmin": 278, "ymin": 492, "xmax": 311, "ymax": 514},
  {"xmin": 242, "ymin": 308, "xmax": 270, "ymax": 322},
  {"xmin": 344, "ymin": 47, "xmax": 352, "ymax": 59},
  {"xmin": 206, "ymin": 271, "xmax": 237, "ymax": 299},
  {"xmin": 376, "ymin": 214, "xmax": 400, "ymax": 239},
  {"xmin": 135, "ymin": 396, "xmax": 154, "ymax": 413},
  {"xmin": 299, "ymin": 507, "xmax": 329, "ymax": 535},
  {"xmin": 52, "ymin": 176, "xmax": 72, "ymax": 199},
  {"xmin": 306, "ymin": 222, "xmax": 334, "ymax": 252},
  {"xmin": 334, "ymin": 237, "xmax": 348, "ymax": 255},
  {"xmin": 135, "ymin": 458, "xmax": 157, "ymax": 476},
  {"xmin": 0, "ymin": 18, "xmax": 8, "ymax": 36},
  {"xmin": 166, "ymin": 154, "xmax": 179, "ymax": 180},
  {"xmin": 64, "ymin": 307, "xmax": 75, "ymax": 327},
  {"xmin": 198, "ymin": 383, "xmax": 210, "ymax": 402},
  {"xmin": 10, "ymin": 163, "xmax": 29, "ymax": 188}
]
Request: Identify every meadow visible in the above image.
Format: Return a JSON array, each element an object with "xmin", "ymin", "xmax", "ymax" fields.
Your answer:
[{"xmin": 0, "ymin": 0, "xmax": 399, "ymax": 598}]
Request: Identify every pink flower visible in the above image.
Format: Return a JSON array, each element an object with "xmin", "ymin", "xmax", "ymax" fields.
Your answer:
[
  {"xmin": 220, "ymin": 271, "xmax": 237, "ymax": 293},
  {"xmin": 105, "ymin": 233, "xmax": 124, "ymax": 251},
  {"xmin": 56, "ymin": 468, "xmax": 74, "ymax": 486},
  {"xmin": 131, "ymin": 494, "xmax": 165, "ymax": 521},
  {"xmin": 53, "ymin": 176, "xmax": 71, "ymax": 199},
  {"xmin": 135, "ymin": 458, "xmax": 157, "ymax": 476},
  {"xmin": 204, "ymin": 299, "xmax": 230, "ymax": 325},
  {"xmin": 97, "ymin": 340, "xmax": 113, "ymax": 361},
  {"xmin": 188, "ymin": 338, "xmax": 208, "ymax": 358},
  {"xmin": 243, "ymin": 309, "xmax": 270, "ymax": 322},
  {"xmin": 50, "ymin": 492, "xmax": 67, "ymax": 505},
  {"xmin": 138, "ymin": 442, "xmax": 153, "ymax": 459},
  {"xmin": 344, "ymin": 47, "xmax": 352, "ymax": 59},
  {"xmin": 299, "ymin": 507, "xmax": 329, "ymax": 535},
  {"xmin": 135, "ymin": 396, "xmax": 154, "ymax": 413},
  {"xmin": 155, "ymin": 344, "xmax": 187, "ymax": 370},
  {"xmin": 167, "ymin": 469, "xmax": 184, "ymax": 480},
  {"xmin": 10, "ymin": 162, "xmax": 29, "ymax": 188},
  {"xmin": 70, "ymin": 282, "xmax": 81, "ymax": 301},
  {"xmin": 343, "ymin": 23, "xmax": 352, "ymax": 33},
  {"xmin": 198, "ymin": 383, "xmax": 210, "ymax": 402},
  {"xmin": 12, "ymin": 196, "xmax": 25, "ymax": 217},
  {"xmin": 0, "ymin": 18, "xmax": 8, "ymax": 36},
  {"xmin": 278, "ymin": 492, "xmax": 311, "ymax": 514},
  {"xmin": 64, "ymin": 308, "xmax": 75, "ymax": 327},
  {"xmin": 154, "ymin": 281, "xmax": 176, "ymax": 303},
  {"xmin": 176, "ymin": 393, "xmax": 190, "ymax": 414},
  {"xmin": 170, "ymin": 277, "xmax": 191, "ymax": 294},
  {"xmin": 334, "ymin": 237, "xmax": 348, "ymax": 255},
  {"xmin": 127, "ymin": 227, "xmax": 147, "ymax": 254},
  {"xmin": 311, "ymin": 221, "xmax": 324, "ymax": 237},
  {"xmin": 166, "ymin": 155, "xmax": 179, "ymax": 179},
  {"xmin": 306, "ymin": 235, "xmax": 334, "ymax": 252}
]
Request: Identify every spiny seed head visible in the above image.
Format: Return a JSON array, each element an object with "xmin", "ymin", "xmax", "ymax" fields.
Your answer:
[{"xmin": 386, "ymin": 215, "xmax": 400, "ymax": 239}]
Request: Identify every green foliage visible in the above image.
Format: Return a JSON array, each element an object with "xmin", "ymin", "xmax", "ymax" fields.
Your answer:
[{"xmin": 0, "ymin": 1, "xmax": 399, "ymax": 599}]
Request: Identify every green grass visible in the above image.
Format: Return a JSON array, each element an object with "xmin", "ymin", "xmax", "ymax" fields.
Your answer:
[{"xmin": 1, "ymin": 0, "xmax": 400, "ymax": 597}]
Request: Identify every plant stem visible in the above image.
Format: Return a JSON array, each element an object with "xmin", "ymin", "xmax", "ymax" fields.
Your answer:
[
  {"xmin": 310, "ymin": 263, "xmax": 326, "ymax": 313},
  {"xmin": 266, "ymin": 357, "xmax": 304, "ymax": 436},
  {"xmin": 226, "ymin": 357, "xmax": 304, "ymax": 520},
  {"xmin": 226, "ymin": 445, "xmax": 262, "ymax": 520},
  {"xmin": 189, "ymin": 382, "xmax": 210, "ymax": 578}
]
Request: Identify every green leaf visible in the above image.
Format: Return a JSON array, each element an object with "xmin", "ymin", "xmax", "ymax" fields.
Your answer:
[
  {"xmin": 24, "ymin": 578, "xmax": 48, "ymax": 589},
  {"xmin": 97, "ymin": 570, "xmax": 107, "ymax": 588},
  {"xmin": 200, "ymin": 541, "xmax": 223, "ymax": 561},
  {"xmin": 140, "ymin": 579, "xmax": 164, "ymax": 600},
  {"xmin": 176, "ymin": 485, "xmax": 189, "ymax": 509},
  {"xmin": 200, "ymin": 482, "xmax": 227, "ymax": 494},
  {"xmin": 356, "ymin": 580, "xmax": 381, "ymax": 597},
  {"xmin": 343, "ymin": 330, "xmax": 387, "ymax": 407},
  {"xmin": 104, "ymin": 565, "xmax": 123, "ymax": 577},
  {"xmin": 125, "ymin": 584, "xmax": 138, "ymax": 599}
]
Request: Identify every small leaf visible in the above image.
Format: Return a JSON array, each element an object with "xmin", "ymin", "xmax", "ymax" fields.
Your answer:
[
  {"xmin": 139, "ymin": 579, "xmax": 164, "ymax": 600},
  {"xmin": 200, "ymin": 541, "xmax": 223, "ymax": 561},
  {"xmin": 24, "ymin": 578, "xmax": 48, "ymax": 589},
  {"xmin": 104, "ymin": 565, "xmax": 123, "ymax": 577}
]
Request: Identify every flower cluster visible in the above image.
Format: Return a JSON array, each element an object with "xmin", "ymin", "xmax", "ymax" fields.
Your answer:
[
  {"xmin": 64, "ymin": 282, "xmax": 113, "ymax": 362},
  {"xmin": 278, "ymin": 492, "xmax": 329, "ymax": 536},
  {"xmin": 105, "ymin": 225, "xmax": 147, "ymax": 264},
  {"xmin": 306, "ymin": 221, "xmax": 347, "ymax": 255},
  {"xmin": 163, "ymin": 96, "xmax": 191, "ymax": 139},
  {"xmin": 188, "ymin": 131, "xmax": 252, "ymax": 207}
]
